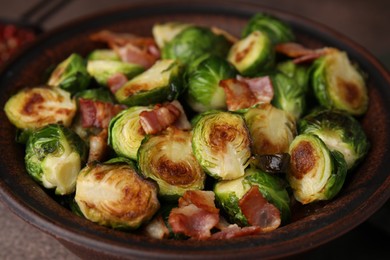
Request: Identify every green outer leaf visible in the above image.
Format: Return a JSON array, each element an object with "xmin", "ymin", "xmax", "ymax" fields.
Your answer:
[
  {"xmin": 311, "ymin": 56, "xmax": 331, "ymax": 107},
  {"xmin": 323, "ymin": 150, "xmax": 348, "ymax": 199},
  {"xmin": 74, "ymin": 88, "xmax": 115, "ymax": 103}
]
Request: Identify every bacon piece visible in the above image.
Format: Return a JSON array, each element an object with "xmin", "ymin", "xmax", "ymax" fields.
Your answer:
[
  {"xmin": 275, "ymin": 42, "xmax": 331, "ymax": 64},
  {"xmin": 107, "ymin": 72, "xmax": 128, "ymax": 93},
  {"xmin": 88, "ymin": 129, "xmax": 108, "ymax": 163},
  {"xmin": 139, "ymin": 101, "xmax": 190, "ymax": 135},
  {"xmin": 210, "ymin": 224, "xmax": 262, "ymax": 240},
  {"xmin": 168, "ymin": 190, "xmax": 219, "ymax": 240},
  {"xmin": 79, "ymin": 98, "xmax": 126, "ymax": 129},
  {"xmin": 143, "ymin": 215, "xmax": 170, "ymax": 239},
  {"xmin": 90, "ymin": 30, "xmax": 160, "ymax": 69},
  {"xmin": 239, "ymin": 186, "xmax": 281, "ymax": 232},
  {"xmin": 220, "ymin": 76, "xmax": 274, "ymax": 111}
]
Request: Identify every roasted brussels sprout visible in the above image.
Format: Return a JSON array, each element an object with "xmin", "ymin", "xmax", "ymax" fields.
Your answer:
[
  {"xmin": 87, "ymin": 60, "xmax": 144, "ymax": 86},
  {"xmin": 186, "ymin": 55, "xmax": 236, "ymax": 112},
  {"xmin": 311, "ymin": 48, "xmax": 368, "ymax": 115},
  {"xmin": 138, "ymin": 127, "xmax": 206, "ymax": 199},
  {"xmin": 4, "ymin": 87, "xmax": 77, "ymax": 129},
  {"xmin": 162, "ymin": 26, "xmax": 231, "ymax": 65},
  {"xmin": 25, "ymin": 124, "xmax": 87, "ymax": 195},
  {"xmin": 47, "ymin": 53, "xmax": 91, "ymax": 94},
  {"xmin": 243, "ymin": 103, "xmax": 296, "ymax": 155},
  {"xmin": 114, "ymin": 59, "xmax": 183, "ymax": 106},
  {"xmin": 108, "ymin": 106, "xmax": 151, "ymax": 160},
  {"xmin": 277, "ymin": 60, "xmax": 309, "ymax": 92},
  {"xmin": 271, "ymin": 72, "xmax": 306, "ymax": 119},
  {"xmin": 75, "ymin": 158, "xmax": 160, "ymax": 229},
  {"xmin": 242, "ymin": 13, "xmax": 294, "ymax": 44},
  {"xmin": 192, "ymin": 111, "xmax": 251, "ymax": 180},
  {"xmin": 214, "ymin": 167, "xmax": 291, "ymax": 226},
  {"xmin": 298, "ymin": 109, "xmax": 369, "ymax": 169},
  {"xmin": 227, "ymin": 31, "xmax": 274, "ymax": 77},
  {"xmin": 152, "ymin": 22, "xmax": 192, "ymax": 49},
  {"xmin": 287, "ymin": 134, "xmax": 348, "ymax": 204},
  {"xmin": 87, "ymin": 49, "xmax": 120, "ymax": 61}
]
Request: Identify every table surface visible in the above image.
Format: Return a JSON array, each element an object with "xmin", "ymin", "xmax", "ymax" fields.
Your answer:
[{"xmin": 0, "ymin": 0, "xmax": 389, "ymax": 259}]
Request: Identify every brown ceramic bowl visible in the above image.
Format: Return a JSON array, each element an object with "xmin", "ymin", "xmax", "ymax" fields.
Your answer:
[{"xmin": 0, "ymin": 1, "xmax": 389, "ymax": 259}]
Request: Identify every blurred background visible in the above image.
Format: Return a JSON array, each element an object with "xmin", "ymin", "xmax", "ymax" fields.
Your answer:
[{"xmin": 0, "ymin": 0, "xmax": 389, "ymax": 259}]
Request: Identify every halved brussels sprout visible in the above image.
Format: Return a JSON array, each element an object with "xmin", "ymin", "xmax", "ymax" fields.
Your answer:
[
  {"xmin": 298, "ymin": 109, "xmax": 369, "ymax": 169},
  {"xmin": 25, "ymin": 124, "xmax": 87, "ymax": 195},
  {"xmin": 227, "ymin": 31, "xmax": 274, "ymax": 77},
  {"xmin": 114, "ymin": 59, "xmax": 183, "ymax": 106},
  {"xmin": 242, "ymin": 13, "xmax": 295, "ymax": 44},
  {"xmin": 152, "ymin": 22, "xmax": 192, "ymax": 49},
  {"xmin": 186, "ymin": 55, "xmax": 236, "ymax": 112},
  {"xmin": 87, "ymin": 49, "xmax": 120, "ymax": 61},
  {"xmin": 47, "ymin": 53, "xmax": 91, "ymax": 94},
  {"xmin": 162, "ymin": 26, "xmax": 231, "ymax": 65},
  {"xmin": 108, "ymin": 106, "xmax": 151, "ymax": 160},
  {"xmin": 4, "ymin": 87, "xmax": 77, "ymax": 129},
  {"xmin": 243, "ymin": 103, "xmax": 296, "ymax": 155},
  {"xmin": 192, "ymin": 111, "xmax": 251, "ymax": 180},
  {"xmin": 311, "ymin": 49, "xmax": 368, "ymax": 115},
  {"xmin": 271, "ymin": 72, "xmax": 307, "ymax": 119},
  {"xmin": 75, "ymin": 158, "xmax": 160, "ymax": 229},
  {"xmin": 287, "ymin": 134, "xmax": 348, "ymax": 204},
  {"xmin": 138, "ymin": 127, "xmax": 205, "ymax": 199},
  {"xmin": 87, "ymin": 60, "xmax": 144, "ymax": 86},
  {"xmin": 214, "ymin": 167, "xmax": 290, "ymax": 226}
]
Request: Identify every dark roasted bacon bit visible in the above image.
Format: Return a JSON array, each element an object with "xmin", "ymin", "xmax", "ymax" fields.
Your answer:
[
  {"xmin": 210, "ymin": 224, "xmax": 262, "ymax": 240},
  {"xmin": 168, "ymin": 190, "xmax": 219, "ymax": 240},
  {"xmin": 220, "ymin": 76, "xmax": 274, "ymax": 111},
  {"xmin": 239, "ymin": 186, "xmax": 281, "ymax": 232},
  {"xmin": 140, "ymin": 101, "xmax": 190, "ymax": 135},
  {"xmin": 275, "ymin": 42, "xmax": 330, "ymax": 64},
  {"xmin": 88, "ymin": 129, "xmax": 108, "ymax": 163},
  {"xmin": 79, "ymin": 98, "xmax": 126, "ymax": 129},
  {"xmin": 90, "ymin": 30, "xmax": 160, "ymax": 69},
  {"xmin": 107, "ymin": 72, "xmax": 128, "ymax": 93}
]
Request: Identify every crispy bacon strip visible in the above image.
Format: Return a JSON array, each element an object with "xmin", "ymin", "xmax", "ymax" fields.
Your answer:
[
  {"xmin": 139, "ymin": 101, "xmax": 191, "ymax": 135},
  {"xmin": 88, "ymin": 129, "xmax": 108, "ymax": 163},
  {"xmin": 107, "ymin": 72, "xmax": 128, "ymax": 93},
  {"xmin": 220, "ymin": 76, "xmax": 274, "ymax": 111},
  {"xmin": 168, "ymin": 190, "xmax": 220, "ymax": 240},
  {"xmin": 239, "ymin": 186, "xmax": 281, "ymax": 232},
  {"xmin": 275, "ymin": 42, "xmax": 331, "ymax": 64},
  {"xmin": 79, "ymin": 98, "xmax": 126, "ymax": 129},
  {"xmin": 210, "ymin": 224, "xmax": 262, "ymax": 240},
  {"xmin": 90, "ymin": 30, "xmax": 160, "ymax": 69}
]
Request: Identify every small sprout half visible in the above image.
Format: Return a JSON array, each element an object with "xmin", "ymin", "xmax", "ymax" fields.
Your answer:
[
  {"xmin": 311, "ymin": 49, "xmax": 368, "ymax": 115},
  {"xmin": 192, "ymin": 111, "xmax": 251, "ymax": 180},
  {"xmin": 298, "ymin": 109, "xmax": 370, "ymax": 169},
  {"xmin": 25, "ymin": 124, "xmax": 87, "ymax": 195},
  {"xmin": 287, "ymin": 134, "xmax": 348, "ymax": 204},
  {"xmin": 75, "ymin": 159, "xmax": 160, "ymax": 229},
  {"xmin": 114, "ymin": 59, "xmax": 183, "ymax": 106},
  {"xmin": 242, "ymin": 13, "xmax": 295, "ymax": 44},
  {"xmin": 186, "ymin": 55, "xmax": 237, "ymax": 112},
  {"xmin": 47, "ymin": 53, "xmax": 91, "ymax": 94},
  {"xmin": 227, "ymin": 31, "xmax": 274, "ymax": 77},
  {"xmin": 244, "ymin": 103, "xmax": 296, "ymax": 155},
  {"xmin": 108, "ymin": 106, "xmax": 152, "ymax": 160},
  {"xmin": 4, "ymin": 87, "xmax": 76, "ymax": 130},
  {"xmin": 87, "ymin": 60, "xmax": 144, "ymax": 86},
  {"xmin": 138, "ymin": 127, "xmax": 206, "ymax": 199},
  {"xmin": 214, "ymin": 167, "xmax": 290, "ymax": 226}
]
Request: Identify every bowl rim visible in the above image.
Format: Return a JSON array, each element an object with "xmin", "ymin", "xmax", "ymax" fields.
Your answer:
[{"xmin": 0, "ymin": 0, "xmax": 389, "ymax": 259}]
